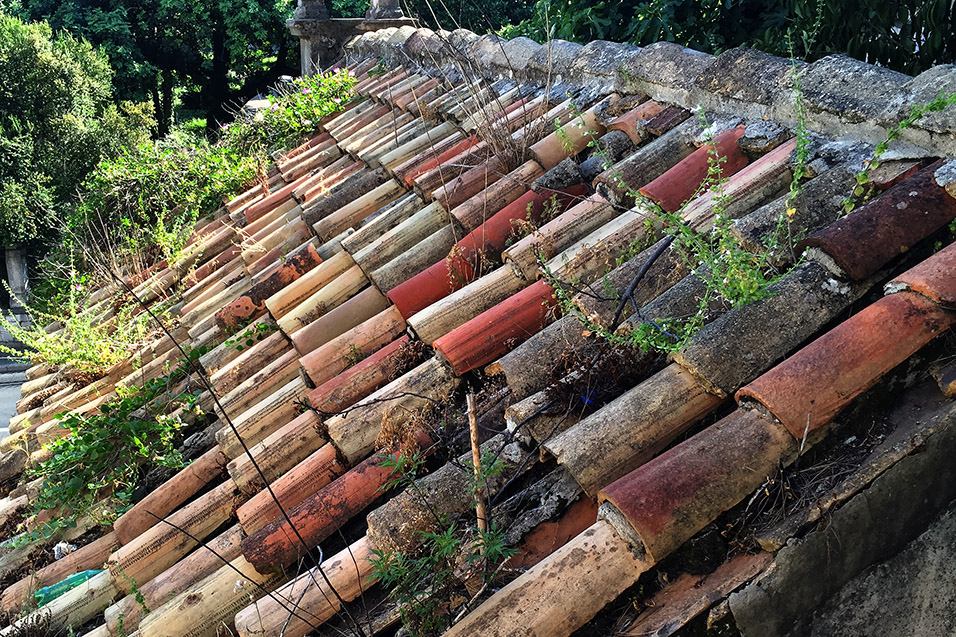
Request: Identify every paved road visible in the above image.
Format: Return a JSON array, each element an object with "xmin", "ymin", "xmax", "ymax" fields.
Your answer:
[{"xmin": 0, "ymin": 371, "xmax": 25, "ymax": 441}]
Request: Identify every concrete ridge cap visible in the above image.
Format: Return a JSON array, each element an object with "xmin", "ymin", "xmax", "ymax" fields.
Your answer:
[{"xmin": 345, "ymin": 28, "xmax": 956, "ymax": 156}]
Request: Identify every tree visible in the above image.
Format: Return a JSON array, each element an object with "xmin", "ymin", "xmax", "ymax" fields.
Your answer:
[
  {"xmin": 0, "ymin": 13, "xmax": 153, "ymax": 247},
  {"xmin": 18, "ymin": 0, "xmax": 299, "ymax": 135},
  {"xmin": 499, "ymin": 0, "xmax": 955, "ymax": 74}
]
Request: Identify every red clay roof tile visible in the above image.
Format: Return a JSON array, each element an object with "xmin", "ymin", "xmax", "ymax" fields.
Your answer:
[
  {"xmin": 113, "ymin": 447, "xmax": 226, "ymax": 545},
  {"xmin": 644, "ymin": 104, "xmax": 692, "ymax": 136},
  {"xmin": 213, "ymin": 242, "xmax": 322, "ymax": 330},
  {"xmin": 639, "ymin": 123, "xmax": 748, "ymax": 212},
  {"xmin": 800, "ymin": 159, "xmax": 956, "ymax": 280},
  {"xmin": 608, "ymin": 99, "xmax": 664, "ymax": 144},
  {"xmin": 599, "ymin": 408, "xmax": 796, "ymax": 563},
  {"xmin": 235, "ymin": 442, "xmax": 345, "ymax": 534},
  {"xmin": 308, "ymin": 334, "xmax": 411, "ymax": 414},
  {"xmin": 886, "ymin": 240, "xmax": 956, "ymax": 306},
  {"xmin": 298, "ymin": 304, "xmax": 407, "ymax": 385},
  {"xmin": 433, "ymin": 279, "xmax": 557, "ymax": 375},
  {"xmin": 240, "ymin": 430, "xmax": 432, "ymax": 572},
  {"xmin": 736, "ymin": 291, "xmax": 953, "ymax": 440}
]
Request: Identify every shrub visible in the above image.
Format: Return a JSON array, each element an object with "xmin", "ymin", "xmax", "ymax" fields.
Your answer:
[
  {"xmin": 0, "ymin": 278, "xmax": 160, "ymax": 374},
  {"xmin": 67, "ymin": 130, "xmax": 261, "ymax": 271},
  {"xmin": 0, "ymin": 12, "xmax": 153, "ymax": 248},
  {"xmin": 17, "ymin": 355, "xmax": 201, "ymax": 544},
  {"xmin": 221, "ymin": 69, "xmax": 357, "ymax": 156}
]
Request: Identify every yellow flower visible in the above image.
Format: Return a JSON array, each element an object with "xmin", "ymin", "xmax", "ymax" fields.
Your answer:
[{"xmin": 786, "ymin": 207, "xmax": 796, "ymax": 219}]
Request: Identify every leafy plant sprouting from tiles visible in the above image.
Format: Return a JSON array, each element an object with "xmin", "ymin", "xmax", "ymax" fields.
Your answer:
[
  {"xmin": 0, "ymin": 277, "xmax": 162, "ymax": 375},
  {"xmin": 841, "ymin": 90, "xmax": 956, "ymax": 214},
  {"xmin": 13, "ymin": 353, "xmax": 205, "ymax": 545},
  {"xmin": 369, "ymin": 449, "xmax": 517, "ymax": 636},
  {"xmin": 222, "ymin": 321, "xmax": 278, "ymax": 352},
  {"xmin": 506, "ymin": 193, "xmax": 563, "ymax": 246},
  {"xmin": 542, "ymin": 107, "xmax": 797, "ymax": 354}
]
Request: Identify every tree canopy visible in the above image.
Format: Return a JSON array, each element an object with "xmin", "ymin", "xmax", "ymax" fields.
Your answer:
[
  {"xmin": 11, "ymin": 0, "xmax": 298, "ymax": 134},
  {"xmin": 0, "ymin": 13, "xmax": 152, "ymax": 247},
  {"xmin": 499, "ymin": 0, "xmax": 955, "ymax": 74}
]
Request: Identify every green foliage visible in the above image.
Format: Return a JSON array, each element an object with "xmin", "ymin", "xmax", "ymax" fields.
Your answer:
[
  {"xmin": 372, "ymin": 449, "xmax": 518, "ymax": 636},
  {"xmin": 0, "ymin": 12, "xmax": 153, "ymax": 246},
  {"xmin": 405, "ymin": 0, "xmax": 535, "ymax": 34},
  {"xmin": 330, "ymin": 0, "xmax": 368, "ymax": 17},
  {"xmin": 223, "ymin": 321, "xmax": 279, "ymax": 352},
  {"xmin": 17, "ymin": 355, "xmax": 200, "ymax": 544},
  {"xmin": 0, "ymin": 278, "xmax": 157, "ymax": 373},
  {"xmin": 18, "ymin": 0, "xmax": 298, "ymax": 132},
  {"xmin": 68, "ymin": 128, "xmax": 261, "ymax": 267},
  {"xmin": 842, "ymin": 90, "xmax": 956, "ymax": 214},
  {"xmin": 221, "ymin": 70, "xmax": 358, "ymax": 156},
  {"xmin": 499, "ymin": 0, "xmax": 955, "ymax": 74}
]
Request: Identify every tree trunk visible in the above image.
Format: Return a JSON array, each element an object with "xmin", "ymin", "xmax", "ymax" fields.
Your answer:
[
  {"xmin": 160, "ymin": 70, "xmax": 174, "ymax": 136},
  {"xmin": 205, "ymin": 8, "xmax": 229, "ymax": 134}
]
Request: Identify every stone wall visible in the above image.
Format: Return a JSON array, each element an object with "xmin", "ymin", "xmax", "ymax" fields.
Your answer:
[
  {"xmin": 343, "ymin": 27, "xmax": 956, "ymax": 157},
  {"xmin": 1, "ymin": 248, "xmax": 30, "ymax": 346}
]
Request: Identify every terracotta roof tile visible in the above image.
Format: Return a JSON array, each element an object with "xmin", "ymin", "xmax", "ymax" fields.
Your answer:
[
  {"xmin": 599, "ymin": 408, "xmax": 796, "ymax": 563},
  {"xmin": 226, "ymin": 410, "xmax": 324, "ymax": 495},
  {"xmin": 234, "ymin": 537, "xmax": 373, "ymax": 637},
  {"xmin": 674, "ymin": 261, "xmax": 874, "ymax": 397},
  {"xmin": 113, "ymin": 447, "xmax": 226, "ymax": 545},
  {"xmin": 298, "ymin": 304, "xmax": 406, "ymax": 384},
  {"xmin": 213, "ymin": 240, "xmax": 322, "ymax": 330},
  {"xmin": 241, "ymin": 430, "xmax": 431, "ymax": 571},
  {"xmin": 215, "ymin": 376, "xmax": 309, "ymax": 457},
  {"xmin": 451, "ymin": 159, "xmax": 546, "ymax": 232},
  {"xmin": 388, "ymin": 185, "xmax": 586, "ymax": 318},
  {"xmin": 639, "ymin": 123, "xmax": 748, "ymax": 212},
  {"xmin": 235, "ymin": 441, "xmax": 345, "ymax": 534},
  {"xmin": 644, "ymin": 104, "xmax": 692, "ymax": 136},
  {"xmin": 593, "ymin": 116, "xmax": 699, "ymax": 206},
  {"xmin": 800, "ymin": 159, "xmax": 956, "ymax": 279},
  {"xmin": 546, "ymin": 362, "xmax": 723, "ymax": 498},
  {"xmin": 736, "ymin": 291, "xmax": 953, "ymax": 440},
  {"xmin": 607, "ymin": 99, "xmax": 664, "ymax": 143},
  {"xmin": 103, "ymin": 524, "xmax": 244, "ymax": 635},
  {"xmin": 886, "ymin": 239, "xmax": 956, "ymax": 306},
  {"xmin": 433, "ymin": 279, "xmax": 557, "ymax": 374},
  {"xmin": 277, "ymin": 263, "xmax": 368, "ymax": 338},
  {"xmin": 308, "ymin": 334, "xmax": 412, "ymax": 414}
]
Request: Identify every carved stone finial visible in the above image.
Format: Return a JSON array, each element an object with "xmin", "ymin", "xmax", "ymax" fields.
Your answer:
[
  {"xmin": 365, "ymin": 0, "xmax": 404, "ymax": 20},
  {"xmin": 294, "ymin": 0, "xmax": 330, "ymax": 21}
]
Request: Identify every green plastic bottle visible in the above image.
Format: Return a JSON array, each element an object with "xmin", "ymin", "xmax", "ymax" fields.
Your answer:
[{"xmin": 34, "ymin": 569, "xmax": 104, "ymax": 607}]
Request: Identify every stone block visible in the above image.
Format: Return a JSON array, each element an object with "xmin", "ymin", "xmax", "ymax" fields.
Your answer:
[
  {"xmin": 619, "ymin": 41, "xmax": 713, "ymax": 103},
  {"xmin": 468, "ymin": 33, "xmax": 504, "ymax": 76},
  {"xmin": 738, "ymin": 120, "xmax": 790, "ymax": 155},
  {"xmin": 490, "ymin": 36, "xmax": 542, "ymax": 79},
  {"xmin": 527, "ymin": 39, "xmax": 583, "ymax": 81},
  {"xmin": 901, "ymin": 65, "xmax": 956, "ymax": 135},
  {"xmin": 568, "ymin": 40, "xmax": 641, "ymax": 90},
  {"xmin": 448, "ymin": 28, "xmax": 480, "ymax": 53},
  {"xmin": 800, "ymin": 54, "xmax": 911, "ymax": 125},
  {"xmin": 402, "ymin": 27, "xmax": 435, "ymax": 57},
  {"xmin": 384, "ymin": 24, "xmax": 417, "ymax": 54},
  {"xmin": 696, "ymin": 47, "xmax": 795, "ymax": 106}
]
